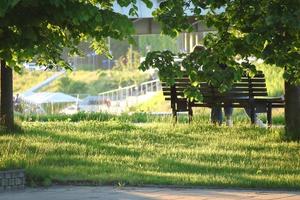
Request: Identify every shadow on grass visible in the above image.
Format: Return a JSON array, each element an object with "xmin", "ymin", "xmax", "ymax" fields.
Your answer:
[
  {"xmin": 4, "ymin": 121, "xmax": 297, "ymax": 189},
  {"xmin": 26, "ymin": 154, "xmax": 300, "ymax": 189}
]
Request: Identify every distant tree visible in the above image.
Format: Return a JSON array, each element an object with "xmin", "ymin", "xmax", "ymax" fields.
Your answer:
[
  {"xmin": 58, "ymin": 77, "xmax": 87, "ymax": 94},
  {"xmin": 141, "ymin": 0, "xmax": 300, "ymax": 139},
  {"xmin": 114, "ymin": 48, "xmax": 141, "ymax": 71},
  {"xmin": 0, "ymin": 0, "xmax": 152, "ymax": 130},
  {"xmin": 138, "ymin": 35, "xmax": 179, "ymax": 56}
]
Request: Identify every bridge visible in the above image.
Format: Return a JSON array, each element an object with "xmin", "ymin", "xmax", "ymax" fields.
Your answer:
[{"xmin": 113, "ymin": 0, "xmax": 216, "ymax": 53}]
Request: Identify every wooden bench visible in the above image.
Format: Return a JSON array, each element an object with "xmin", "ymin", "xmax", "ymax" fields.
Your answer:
[{"xmin": 162, "ymin": 71, "xmax": 285, "ymax": 126}]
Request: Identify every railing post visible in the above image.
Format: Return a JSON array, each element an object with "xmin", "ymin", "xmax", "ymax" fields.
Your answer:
[
  {"xmin": 95, "ymin": 79, "xmax": 161, "ymax": 111},
  {"xmin": 145, "ymin": 83, "xmax": 148, "ymax": 93},
  {"xmin": 125, "ymin": 88, "xmax": 128, "ymax": 107},
  {"xmin": 140, "ymin": 85, "xmax": 142, "ymax": 95},
  {"xmin": 153, "ymin": 81, "xmax": 155, "ymax": 92},
  {"xmin": 98, "ymin": 94, "xmax": 101, "ymax": 112}
]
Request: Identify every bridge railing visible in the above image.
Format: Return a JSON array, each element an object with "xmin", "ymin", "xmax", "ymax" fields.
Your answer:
[{"xmin": 97, "ymin": 79, "xmax": 161, "ymax": 103}]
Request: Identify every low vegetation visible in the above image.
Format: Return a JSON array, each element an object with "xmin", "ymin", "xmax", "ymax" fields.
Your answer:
[{"xmin": 17, "ymin": 110, "xmax": 285, "ymax": 125}]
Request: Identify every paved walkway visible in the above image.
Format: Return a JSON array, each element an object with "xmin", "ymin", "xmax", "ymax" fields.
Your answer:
[{"xmin": 1, "ymin": 186, "xmax": 300, "ymax": 200}]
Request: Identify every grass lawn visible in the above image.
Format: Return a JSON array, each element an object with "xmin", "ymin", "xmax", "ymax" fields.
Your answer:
[{"xmin": 0, "ymin": 119, "xmax": 299, "ymax": 189}]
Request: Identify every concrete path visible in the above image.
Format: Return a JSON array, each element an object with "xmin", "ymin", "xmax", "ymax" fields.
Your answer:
[{"xmin": 1, "ymin": 186, "xmax": 300, "ymax": 200}]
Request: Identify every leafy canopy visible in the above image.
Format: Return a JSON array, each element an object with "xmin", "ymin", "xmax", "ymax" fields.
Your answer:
[
  {"xmin": 0, "ymin": 0, "xmax": 152, "ymax": 71},
  {"xmin": 140, "ymin": 0, "xmax": 300, "ymax": 99}
]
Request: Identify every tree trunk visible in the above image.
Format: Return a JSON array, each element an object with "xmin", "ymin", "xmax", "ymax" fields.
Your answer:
[
  {"xmin": 0, "ymin": 60, "xmax": 14, "ymax": 130},
  {"xmin": 285, "ymin": 82, "xmax": 300, "ymax": 140}
]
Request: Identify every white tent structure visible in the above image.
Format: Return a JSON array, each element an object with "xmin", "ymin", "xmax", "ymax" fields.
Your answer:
[
  {"xmin": 20, "ymin": 92, "xmax": 81, "ymax": 114},
  {"xmin": 23, "ymin": 92, "xmax": 80, "ymax": 105}
]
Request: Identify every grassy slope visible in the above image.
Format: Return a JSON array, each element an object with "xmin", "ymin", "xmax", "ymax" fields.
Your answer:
[
  {"xmin": 41, "ymin": 70, "xmax": 150, "ymax": 94},
  {"xmin": 13, "ymin": 71, "xmax": 55, "ymax": 93},
  {"xmin": 0, "ymin": 121, "xmax": 299, "ymax": 189}
]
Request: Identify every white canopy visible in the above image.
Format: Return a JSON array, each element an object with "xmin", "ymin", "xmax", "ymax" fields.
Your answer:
[{"xmin": 22, "ymin": 92, "xmax": 80, "ymax": 104}]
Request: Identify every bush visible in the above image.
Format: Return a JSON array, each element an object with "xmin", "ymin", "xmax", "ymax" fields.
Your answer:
[
  {"xmin": 18, "ymin": 112, "xmax": 115, "ymax": 122},
  {"xmin": 58, "ymin": 77, "xmax": 88, "ymax": 94}
]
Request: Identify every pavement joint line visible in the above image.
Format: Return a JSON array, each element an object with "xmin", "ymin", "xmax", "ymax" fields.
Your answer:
[{"xmin": 1, "ymin": 186, "xmax": 300, "ymax": 200}]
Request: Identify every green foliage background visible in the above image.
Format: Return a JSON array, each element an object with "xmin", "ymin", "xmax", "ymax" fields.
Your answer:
[{"xmin": 138, "ymin": 35, "xmax": 179, "ymax": 56}]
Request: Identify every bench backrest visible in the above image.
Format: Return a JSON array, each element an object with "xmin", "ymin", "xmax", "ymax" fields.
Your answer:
[{"xmin": 162, "ymin": 71, "xmax": 268, "ymax": 109}]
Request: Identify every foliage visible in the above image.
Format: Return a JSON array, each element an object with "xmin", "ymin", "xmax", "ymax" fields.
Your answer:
[
  {"xmin": 138, "ymin": 35, "xmax": 179, "ymax": 57},
  {"xmin": 0, "ymin": 121, "xmax": 299, "ymax": 188},
  {"xmin": 0, "ymin": 0, "xmax": 153, "ymax": 70},
  {"xmin": 140, "ymin": 50, "xmax": 183, "ymax": 85},
  {"xmin": 114, "ymin": 48, "xmax": 141, "ymax": 71},
  {"xmin": 57, "ymin": 77, "xmax": 88, "ymax": 94},
  {"xmin": 141, "ymin": 0, "xmax": 300, "ymax": 95}
]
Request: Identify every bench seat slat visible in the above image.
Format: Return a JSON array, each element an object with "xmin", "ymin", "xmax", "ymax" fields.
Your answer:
[
  {"xmin": 163, "ymin": 82, "xmax": 267, "ymax": 87},
  {"xmin": 240, "ymin": 78, "xmax": 266, "ymax": 82},
  {"xmin": 199, "ymin": 88, "xmax": 267, "ymax": 92},
  {"xmin": 163, "ymin": 87, "xmax": 268, "ymax": 92},
  {"xmin": 163, "ymin": 91, "xmax": 269, "ymax": 97}
]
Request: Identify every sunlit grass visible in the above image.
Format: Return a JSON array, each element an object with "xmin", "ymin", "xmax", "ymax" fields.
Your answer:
[{"xmin": 0, "ymin": 120, "xmax": 299, "ymax": 189}]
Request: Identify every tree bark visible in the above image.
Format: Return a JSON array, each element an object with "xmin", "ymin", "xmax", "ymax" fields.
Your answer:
[
  {"xmin": 285, "ymin": 82, "xmax": 300, "ymax": 140},
  {"xmin": 0, "ymin": 60, "xmax": 14, "ymax": 130}
]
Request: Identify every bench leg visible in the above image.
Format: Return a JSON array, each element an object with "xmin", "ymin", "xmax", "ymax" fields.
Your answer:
[
  {"xmin": 172, "ymin": 109, "xmax": 177, "ymax": 125},
  {"xmin": 188, "ymin": 108, "xmax": 193, "ymax": 123},
  {"xmin": 250, "ymin": 106, "xmax": 255, "ymax": 125},
  {"xmin": 267, "ymin": 103, "xmax": 272, "ymax": 128}
]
